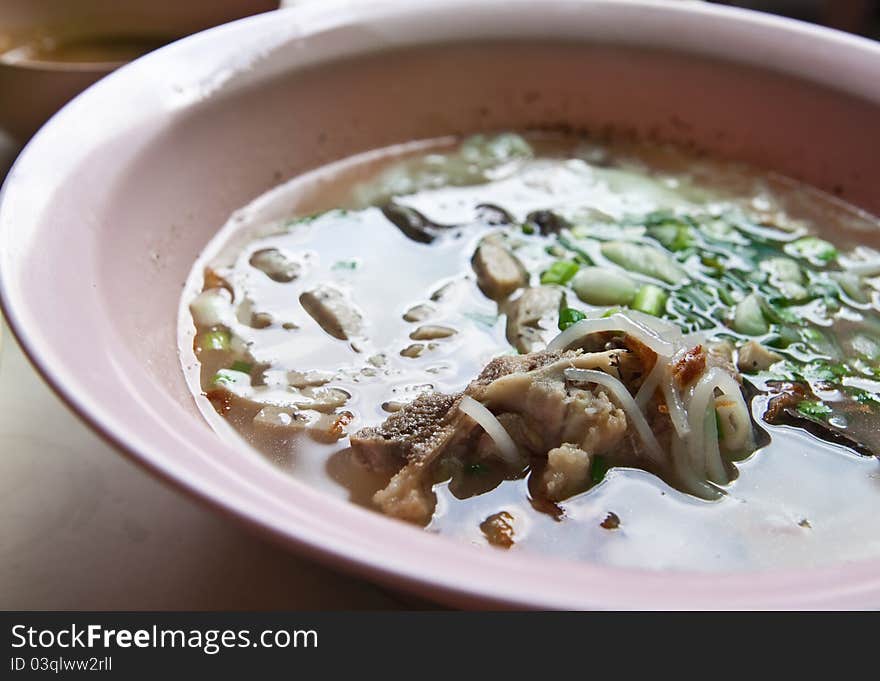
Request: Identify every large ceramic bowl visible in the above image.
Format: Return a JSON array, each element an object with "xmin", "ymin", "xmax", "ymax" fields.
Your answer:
[{"xmin": 2, "ymin": 0, "xmax": 879, "ymax": 609}]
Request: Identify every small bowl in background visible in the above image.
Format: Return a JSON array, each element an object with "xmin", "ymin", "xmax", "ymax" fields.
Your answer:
[{"xmin": 0, "ymin": 0, "xmax": 280, "ymax": 142}]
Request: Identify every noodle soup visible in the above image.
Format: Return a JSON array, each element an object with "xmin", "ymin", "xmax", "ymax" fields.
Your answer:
[{"xmin": 180, "ymin": 134, "xmax": 880, "ymax": 570}]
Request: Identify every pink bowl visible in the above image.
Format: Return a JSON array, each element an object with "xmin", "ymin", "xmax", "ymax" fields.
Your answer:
[{"xmin": 2, "ymin": 0, "xmax": 880, "ymax": 609}]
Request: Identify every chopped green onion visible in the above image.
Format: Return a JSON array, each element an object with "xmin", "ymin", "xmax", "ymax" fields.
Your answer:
[
  {"xmin": 632, "ymin": 284, "xmax": 668, "ymax": 317},
  {"xmin": 786, "ymin": 236, "xmax": 837, "ymax": 263},
  {"xmin": 600, "ymin": 241, "xmax": 686, "ymax": 284},
  {"xmin": 540, "ymin": 260, "xmax": 580, "ymax": 285},
  {"xmin": 761, "ymin": 257, "xmax": 808, "ymax": 300},
  {"xmin": 717, "ymin": 286, "xmax": 736, "ymax": 306},
  {"xmin": 571, "ymin": 267, "xmax": 637, "ymax": 306},
  {"xmin": 851, "ymin": 334, "xmax": 880, "ymax": 360},
  {"xmin": 734, "ymin": 293, "xmax": 769, "ymax": 336},
  {"xmin": 830, "ymin": 271, "xmax": 869, "ymax": 303},
  {"xmin": 801, "ymin": 327, "xmax": 840, "ymax": 358},
  {"xmin": 211, "ymin": 368, "xmax": 250, "ymax": 387},
  {"xmin": 646, "ymin": 218, "xmax": 694, "ymax": 251},
  {"xmin": 521, "ymin": 223, "xmax": 535, "ymax": 235},
  {"xmin": 558, "ymin": 307, "xmax": 587, "ymax": 330},
  {"xmin": 796, "ymin": 400, "xmax": 832, "ymax": 420},
  {"xmin": 761, "ymin": 257, "xmax": 802, "ymax": 283},
  {"xmin": 230, "ymin": 360, "xmax": 253, "ymax": 373},
  {"xmin": 198, "ymin": 329, "xmax": 230, "ymax": 351}
]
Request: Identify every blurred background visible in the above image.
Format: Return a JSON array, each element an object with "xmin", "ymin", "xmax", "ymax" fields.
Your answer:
[{"xmin": 713, "ymin": 1, "xmax": 880, "ymax": 37}]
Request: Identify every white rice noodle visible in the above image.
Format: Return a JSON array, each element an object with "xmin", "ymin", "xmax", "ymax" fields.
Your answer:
[
  {"xmin": 669, "ymin": 437, "xmax": 722, "ymax": 500},
  {"xmin": 715, "ymin": 395, "xmax": 755, "ymax": 454},
  {"xmin": 458, "ymin": 395, "xmax": 520, "ymax": 466},
  {"xmin": 547, "ymin": 312, "xmax": 678, "ymax": 358},
  {"xmin": 634, "ymin": 354, "xmax": 689, "ymax": 437},
  {"xmin": 564, "ymin": 368, "xmax": 664, "ymax": 465},
  {"xmin": 660, "ymin": 375, "xmax": 690, "ymax": 437},
  {"xmin": 634, "ymin": 357, "xmax": 665, "ymax": 409},
  {"xmin": 685, "ymin": 368, "xmax": 751, "ymax": 486}
]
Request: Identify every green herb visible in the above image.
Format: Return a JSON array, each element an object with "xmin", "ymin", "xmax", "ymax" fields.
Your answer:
[
  {"xmin": 803, "ymin": 360, "xmax": 850, "ymax": 383},
  {"xmin": 230, "ymin": 360, "xmax": 253, "ymax": 374},
  {"xmin": 590, "ymin": 455, "xmax": 611, "ymax": 485},
  {"xmin": 466, "ymin": 462, "xmax": 488, "ymax": 475},
  {"xmin": 632, "ymin": 284, "xmax": 668, "ymax": 317},
  {"xmin": 540, "ymin": 260, "xmax": 580, "ymax": 285},
  {"xmin": 521, "ymin": 223, "xmax": 535, "ymax": 235},
  {"xmin": 558, "ymin": 307, "xmax": 587, "ymax": 330},
  {"xmin": 796, "ymin": 400, "xmax": 833, "ymax": 420},
  {"xmin": 800, "ymin": 327, "xmax": 840, "ymax": 359},
  {"xmin": 285, "ymin": 211, "xmax": 322, "ymax": 227},
  {"xmin": 331, "ymin": 259, "xmax": 359, "ymax": 270},
  {"xmin": 852, "ymin": 389, "xmax": 880, "ymax": 406}
]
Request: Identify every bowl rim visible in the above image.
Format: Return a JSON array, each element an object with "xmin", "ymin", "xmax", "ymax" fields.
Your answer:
[{"xmin": 3, "ymin": 0, "xmax": 880, "ymax": 610}]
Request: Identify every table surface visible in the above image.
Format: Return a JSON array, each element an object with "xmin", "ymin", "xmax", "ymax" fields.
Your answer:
[{"xmin": 0, "ymin": 323, "xmax": 411, "ymax": 610}]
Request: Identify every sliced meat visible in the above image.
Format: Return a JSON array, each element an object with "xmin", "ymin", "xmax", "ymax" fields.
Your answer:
[
  {"xmin": 526, "ymin": 209, "xmax": 568, "ymax": 235},
  {"xmin": 471, "ymin": 241, "xmax": 528, "ymax": 300},
  {"xmin": 402, "ymin": 303, "xmax": 434, "ymax": 322},
  {"xmin": 503, "ymin": 286, "xmax": 563, "ymax": 353},
  {"xmin": 381, "ymin": 203, "xmax": 452, "ymax": 244},
  {"xmin": 249, "ymin": 248, "xmax": 301, "ymax": 282},
  {"xmin": 474, "ymin": 353, "xmax": 628, "ymax": 457},
  {"xmin": 351, "ymin": 391, "xmax": 466, "ymax": 473},
  {"xmin": 475, "ymin": 203, "xmax": 514, "ymax": 226},
  {"xmin": 286, "ymin": 369, "xmax": 334, "ymax": 389},
  {"xmin": 706, "ymin": 339, "xmax": 738, "ymax": 376},
  {"xmin": 539, "ymin": 443, "xmax": 592, "ymax": 501},
  {"xmin": 351, "ymin": 349, "xmax": 632, "ymax": 524},
  {"xmin": 737, "ymin": 340, "xmax": 783, "ymax": 373},
  {"xmin": 299, "ymin": 285, "xmax": 364, "ymax": 341},
  {"xmin": 409, "ymin": 325, "xmax": 457, "ymax": 340}
]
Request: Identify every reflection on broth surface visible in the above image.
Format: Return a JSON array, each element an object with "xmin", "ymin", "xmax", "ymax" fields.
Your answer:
[{"xmin": 180, "ymin": 133, "xmax": 880, "ymax": 570}]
